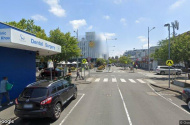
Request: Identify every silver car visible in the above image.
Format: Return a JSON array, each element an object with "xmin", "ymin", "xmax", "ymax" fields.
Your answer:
[{"xmin": 155, "ymin": 66, "xmax": 182, "ymax": 75}]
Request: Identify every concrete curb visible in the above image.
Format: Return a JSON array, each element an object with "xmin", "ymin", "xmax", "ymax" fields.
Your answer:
[{"xmin": 150, "ymin": 83, "xmax": 182, "ymax": 94}]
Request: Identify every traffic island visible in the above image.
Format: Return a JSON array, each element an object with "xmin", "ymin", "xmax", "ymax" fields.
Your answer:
[{"xmin": 96, "ymin": 70, "xmax": 103, "ymax": 72}]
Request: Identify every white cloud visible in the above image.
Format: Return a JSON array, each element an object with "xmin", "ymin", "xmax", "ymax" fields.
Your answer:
[
  {"xmin": 135, "ymin": 17, "xmax": 146, "ymax": 23},
  {"xmin": 31, "ymin": 14, "xmax": 47, "ymax": 21},
  {"xmin": 169, "ymin": 0, "xmax": 186, "ymax": 10},
  {"xmin": 99, "ymin": 32, "xmax": 116, "ymax": 41},
  {"xmin": 137, "ymin": 36, "xmax": 148, "ymax": 42},
  {"xmin": 44, "ymin": 0, "xmax": 66, "ymax": 17},
  {"xmin": 120, "ymin": 18, "xmax": 127, "ymax": 26},
  {"xmin": 87, "ymin": 25, "xmax": 93, "ymax": 30},
  {"xmin": 69, "ymin": 19, "xmax": 87, "ymax": 30},
  {"xmin": 114, "ymin": 0, "xmax": 123, "ymax": 4},
  {"xmin": 103, "ymin": 15, "xmax": 110, "ymax": 20}
]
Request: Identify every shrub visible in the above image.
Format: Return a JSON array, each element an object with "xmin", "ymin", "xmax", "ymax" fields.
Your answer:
[
  {"xmin": 97, "ymin": 65, "xmax": 105, "ymax": 70},
  {"xmin": 71, "ymin": 67, "xmax": 76, "ymax": 70}
]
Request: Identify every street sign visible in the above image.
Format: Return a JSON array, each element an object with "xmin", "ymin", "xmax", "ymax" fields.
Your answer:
[
  {"xmin": 47, "ymin": 59, "xmax": 54, "ymax": 68},
  {"xmin": 82, "ymin": 59, "xmax": 87, "ymax": 64},
  {"xmin": 166, "ymin": 60, "xmax": 174, "ymax": 66}
]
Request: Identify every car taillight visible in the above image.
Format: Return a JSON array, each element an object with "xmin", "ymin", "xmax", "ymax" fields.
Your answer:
[
  {"xmin": 15, "ymin": 98, "xmax": 18, "ymax": 104},
  {"xmin": 182, "ymin": 90, "xmax": 185, "ymax": 94},
  {"xmin": 40, "ymin": 97, "xmax": 52, "ymax": 105}
]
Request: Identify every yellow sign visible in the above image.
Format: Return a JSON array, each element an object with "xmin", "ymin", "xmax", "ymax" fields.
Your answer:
[
  {"xmin": 82, "ymin": 59, "xmax": 87, "ymax": 64},
  {"xmin": 125, "ymin": 61, "xmax": 127, "ymax": 64},
  {"xmin": 166, "ymin": 60, "xmax": 174, "ymax": 66},
  {"xmin": 89, "ymin": 41, "xmax": 95, "ymax": 48}
]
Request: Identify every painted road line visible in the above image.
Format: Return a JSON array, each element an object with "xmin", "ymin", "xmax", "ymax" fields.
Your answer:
[
  {"xmin": 120, "ymin": 79, "xmax": 126, "ymax": 83},
  {"xmin": 137, "ymin": 79, "xmax": 146, "ymax": 83},
  {"xmin": 94, "ymin": 78, "xmax": 100, "ymax": 82},
  {"xmin": 118, "ymin": 71, "xmax": 121, "ymax": 72},
  {"xmin": 147, "ymin": 84, "xmax": 190, "ymax": 115},
  {"xmin": 122, "ymin": 71, "xmax": 124, "ymax": 73},
  {"xmin": 129, "ymin": 79, "xmax": 136, "ymax": 83},
  {"xmin": 146, "ymin": 79, "xmax": 156, "ymax": 84},
  {"xmin": 103, "ymin": 78, "xmax": 108, "ymax": 82},
  {"xmin": 86, "ymin": 78, "xmax": 93, "ymax": 82},
  {"xmin": 114, "ymin": 71, "xmax": 116, "ymax": 72},
  {"xmin": 59, "ymin": 94, "xmax": 85, "ymax": 125},
  {"xmin": 117, "ymin": 84, "xmax": 132, "ymax": 125},
  {"xmin": 112, "ymin": 78, "xmax": 117, "ymax": 82}
]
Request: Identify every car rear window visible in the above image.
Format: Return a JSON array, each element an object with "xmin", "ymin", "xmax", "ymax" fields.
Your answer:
[{"xmin": 20, "ymin": 88, "xmax": 47, "ymax": 98}]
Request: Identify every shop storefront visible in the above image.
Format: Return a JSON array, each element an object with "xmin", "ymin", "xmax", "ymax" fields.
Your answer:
[{"xmin": 0, "ymin": 22, "xmax": 61, "ymax": 101}]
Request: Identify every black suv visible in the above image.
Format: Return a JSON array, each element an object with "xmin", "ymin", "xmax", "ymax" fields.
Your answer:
[{"xmin": 14, "ymin": 79, "xmax": 77, "ymax": 120}]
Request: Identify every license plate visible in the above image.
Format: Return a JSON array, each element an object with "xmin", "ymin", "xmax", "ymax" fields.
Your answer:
[{"xmin": 23, "ymin": 104, "xmax": 33, "ymax": 109}]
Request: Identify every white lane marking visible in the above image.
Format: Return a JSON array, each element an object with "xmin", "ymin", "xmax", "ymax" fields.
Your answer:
[
  {"xmin": 114, "ymin": 71, "xmax": 116, "ymax": 72},
  {"xmin": 120, "ymin": 79, "xmax": 126, "ymax": 83},
  {"xmin": 103, "ymin": 78, "xmax": 108, "ymax": 82},
  {"xmin": 86, "ymin": 78, "xmax": 93, "ymax": 82},
  {"xmin": 122, "ymin": 71, "xmax": 124, "ymax": 73},
  {"xmin": 146, "ymin": 79, "xmax": 156, "ymax": 84},
  {"xmin": 129, "ymin": 79, "xmax": 136, "ymax": 83},
  {"xmin": 147, "ymin": 84, "xmax": 190, "ymax": 115},
  {"xmin": 94, "ymin": 78, "xmax": 100, "ymax": 82},
  {"xmin": 137, "ymin": 79, "xmax": 146, "ymax": 83},
  {"xmin": 112, "ymin": 78, "xmax": 117, "ymax": 82},
  {"xmin": 117, "ymin": 84, "xmax": 132, "ymax": 125},
  {"xmin": 59, "ymin": 94, "xmax": 85, "ymax": 125},
  {"xmin": 118, "ymin": 71, "xmax": 121, "ymax": 72}
]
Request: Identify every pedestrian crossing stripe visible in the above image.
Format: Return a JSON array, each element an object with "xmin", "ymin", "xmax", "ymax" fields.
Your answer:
[
  {"xmin": 120, "ymin": 79, "xmax": 126, "ymax": 82},
  {"xmin": 103, "ymin": 78, "xmax": 108, "ymax": 82},
  {"xmin": 86, "ymin": 78, "xmax": 93, "ymax": 82},
  {"xmin": 137, "ymin": 79, "xmax": 146, "ymax": 83},
  {"xmin": 129, "ymin": 79, "xmax": 136, "ymax": 83},
  {"xmin": 94, "ymin": 78, "xmax": 100, "ymax": 82},
  {"xmin": 112, "ymin": 78, "xmax": 117, "ymax": 82}
]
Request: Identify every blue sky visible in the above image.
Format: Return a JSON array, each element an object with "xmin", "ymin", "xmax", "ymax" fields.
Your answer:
[{"xmin": 0, "ymin": 0, "xmax": 190, "ymax": 57}]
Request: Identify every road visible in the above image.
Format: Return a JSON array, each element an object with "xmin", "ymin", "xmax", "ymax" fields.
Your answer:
[{"xmin": 12, "ymin": 66, "xmax": 190, "ymax": 125}]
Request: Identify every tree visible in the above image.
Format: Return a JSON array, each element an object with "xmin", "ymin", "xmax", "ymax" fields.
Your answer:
[
  {"xmin": 6, "ymin": 19, "xmax": 48, "ymax": 40},
  {"xmin": 119, "ymin": 55, "xmax": 132, "ymax": 69},
  {"xmin": 153, "ymin": 31, "xmax": 190, "ymax": 68},
  {"xmin": 47, "ymin": 28, "xmax": 81, "ymax": 63},
  {"xmin": 96, "ymin": 58, "xmax": 106, "ymax": 66}
]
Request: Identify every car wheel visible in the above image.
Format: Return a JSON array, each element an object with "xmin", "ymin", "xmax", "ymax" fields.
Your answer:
[
  {"xmin": 72, "ymin": 91, "xmax": 77, "ymax": 100},
  {"xmin": 52, "ymin": 103, "xmax": 62, "ymax": 120},
  {"xmin": 188, "ymin": 100, "xmax": 190, "ymax": 110},
  {"xmin": 160, "ymin": 71, "xmax": 165, "ymax": 75}
]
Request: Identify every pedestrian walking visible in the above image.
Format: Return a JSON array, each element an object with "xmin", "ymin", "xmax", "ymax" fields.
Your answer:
[
  {"xmin": 75, "ymin": 69, "xmax": 81, "ymax": 81},
  {"xmin": 68, "ymin": 66, "xmax": 71, "ymax": 73},
  {"xmin": 0, "ymin": 77, "xmax": 13, "ymax": 108},
  {"xmin": 136, "ymin": 65, "xmax": 138, "ymax": 70}
]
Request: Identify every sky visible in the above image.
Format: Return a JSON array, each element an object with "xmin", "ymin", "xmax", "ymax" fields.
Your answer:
[{"xmin": 0, "ymin": 0, "xmax": 190, "ymax": 57}]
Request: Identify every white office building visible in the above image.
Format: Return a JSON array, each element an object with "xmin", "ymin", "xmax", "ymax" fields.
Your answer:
[{"xmin": 77, "ymin": 32, "xmax": 105, "ymax": 61}]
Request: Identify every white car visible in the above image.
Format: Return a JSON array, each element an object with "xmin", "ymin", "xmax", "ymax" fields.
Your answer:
[{"xmin": 155, "ymin": 66, "xmax": 182, "ymax": 75}]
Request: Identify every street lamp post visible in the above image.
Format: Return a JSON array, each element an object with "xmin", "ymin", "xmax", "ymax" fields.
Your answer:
[
  {"xmin": 148, "ymin": 27, "xmax": 155, "ymax": 72},
  {"xmin": 164, "ymin": 23, "xmax": 171, "ymax": 88},
  {"xmin": 74, "ymin": 29, "xmax": 79, "ymax": 68}
]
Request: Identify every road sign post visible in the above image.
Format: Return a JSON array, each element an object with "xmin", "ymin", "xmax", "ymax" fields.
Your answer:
[
  {"xmin": 82, "ymin": 59, "xmax": 87, "ymax": 81},
  {"xmin": 166, "ymin": 60, "xmax": 174, "ymax": 88}
]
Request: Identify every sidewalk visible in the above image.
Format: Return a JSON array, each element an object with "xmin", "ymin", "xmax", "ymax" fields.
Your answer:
[{"xmin": 137, "ymin": 68, "xmax": 184, "ymax": 94}]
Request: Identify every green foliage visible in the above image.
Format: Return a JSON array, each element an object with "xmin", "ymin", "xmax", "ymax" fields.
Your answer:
[
  {"xmin": 119, "ymin": 55, "xmax": 132, "ymax": 64},
  {"xmin": 153, "ymin": 31, "xmax": 190, "ymax": 66},
  {"xmin": 96, "ymin": 58, "xmax": 106, "ymax": 66},
  {"xmin": 71, "ymin": 67, "xmax": 76, "ymax": 70},
  {"xmin": 47, "ymin": 28, "xmax": 81, "ymax": 62}
]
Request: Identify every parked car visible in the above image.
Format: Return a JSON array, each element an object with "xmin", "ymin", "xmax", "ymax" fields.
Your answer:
[
  {"xmin": 155, "ymin": 66, "xmax": 182, "ymax": 75},
  {"xmin": 182, "ymin": 88, "xmax": 190, "ymax": 110},
  {"xmin": 41, "ymin": 68, "xmax": 59, "ymax": 77},
  {"xmin": 14, "ymin": 79, "xmax": 77, "ymax": 120}
]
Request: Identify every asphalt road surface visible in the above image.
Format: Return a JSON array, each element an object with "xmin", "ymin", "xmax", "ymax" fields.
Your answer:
[{"xmin": 12, "ymin": 67, "xmax": 190, "ymax": 125}]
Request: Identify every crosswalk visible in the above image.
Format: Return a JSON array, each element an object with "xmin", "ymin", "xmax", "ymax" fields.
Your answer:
[
  {"xmin": 113, "ymin": 71, "xmax": 125, "ymax": 73},
  {"xmin": 86, "ymin": 77, "xmax": 156, "ymax": 84}
]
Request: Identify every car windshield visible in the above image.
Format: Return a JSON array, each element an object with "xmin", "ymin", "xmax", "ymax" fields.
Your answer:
[{"xmin": 20, "ymin": 88, "xmax": 47, "ymax": 98}]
